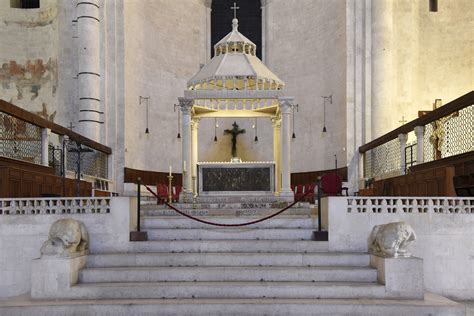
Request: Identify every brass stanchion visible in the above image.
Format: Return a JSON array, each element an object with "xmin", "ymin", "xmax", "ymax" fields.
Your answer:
[{"xmin": 167, "ymin": 175, "xmax": 174, "ymax": 203}]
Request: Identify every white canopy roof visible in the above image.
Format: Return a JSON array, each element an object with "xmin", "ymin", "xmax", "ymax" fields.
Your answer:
[{"xmin": 187, "ymin": 18, "xmax": 284, "ymax": 90}]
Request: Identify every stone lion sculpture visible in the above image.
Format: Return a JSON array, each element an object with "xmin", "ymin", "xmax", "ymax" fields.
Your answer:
[
  {"xmin": 368, "ymin": 222, "xmax": 416, "ymax": 258},
  {"xmin": 40, "ymin": 219, "xmax": 89, "ymax": 257}
]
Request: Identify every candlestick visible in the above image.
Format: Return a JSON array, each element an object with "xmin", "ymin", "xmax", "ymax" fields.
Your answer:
[
  {"xmin": 183, "ymin": 160, "xmax": 186, "ymax": 173},
  {"xmin": 169, "ymin": 165, "xmax": 172, "ymax": 176}
]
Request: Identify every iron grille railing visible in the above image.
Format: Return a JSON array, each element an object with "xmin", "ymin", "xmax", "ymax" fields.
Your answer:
[
  {"xmin": 0, "ymin": 112, "xmax": 41, "ymax": 164},
  {"xmin": 66, "ymin": 141, "xmax": 108, "ymax": 179},
  {"xmin": 360, "ymin": 91, "xmax": 474, "ymax": 181}
]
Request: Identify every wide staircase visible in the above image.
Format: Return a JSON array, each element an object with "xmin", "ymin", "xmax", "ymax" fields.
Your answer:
[
  {"xmin": 14, "ymin": 198, "xmax": 463, "ymax": 315},
  {"xmin": 75, "ymin": 201, "xmax": 389, "ymax": 301}
]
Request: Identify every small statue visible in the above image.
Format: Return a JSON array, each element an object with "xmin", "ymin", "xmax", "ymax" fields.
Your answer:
[
  {"xmin": 40, "ymin": 219, "xmax": 89, "ymax": 257},
  {"xmin": 368, "ymin": 222, "xmax": 416, "ymax": 258},
  {"xmin": 224, "ymin": 121, "xmax": 246, "ymax": 158}
]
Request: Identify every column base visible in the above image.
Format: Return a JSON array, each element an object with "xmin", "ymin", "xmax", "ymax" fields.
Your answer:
[
  {"xmin": 278, "ymin": 189, "xmax": 294, "ymax": 203},
  {"xmin": 179, "ymin": 191, "xmax": 194, "ymax": 203}
]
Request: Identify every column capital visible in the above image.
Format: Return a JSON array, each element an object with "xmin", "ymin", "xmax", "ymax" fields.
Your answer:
[
  {"xmin": 278, "ymin": 97, "xmax": 294, "ymax": 114},
  {"xmin": 191, "ymin": 118, "xmax": 200, "ymax": 130},
  {"xmin": 178, "ymin": 97, "xmax": 194, "ymax": 114},
  {"xmin": 271, "ymin": 116, "xmax": 281, "ymax": 128},
  {"xmin": 398, "ymin": 133, "xmax": 408, "ymax": 144},
  {"xmin": 414, "ymin": 126, "xmax": 424, "ymax": 136},
  {"xmin": 261, "ymin": 0, "xmax": 271, "ymax": 7}
]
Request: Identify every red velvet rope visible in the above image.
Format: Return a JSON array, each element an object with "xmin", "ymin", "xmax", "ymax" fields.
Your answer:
[{"xmin": 143, "ymin": 184, "xmax": 306, "ymax": 227}]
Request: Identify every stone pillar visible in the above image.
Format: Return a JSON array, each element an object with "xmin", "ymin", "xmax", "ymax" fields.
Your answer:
[
  {"xmin": 272, "ymin": 117, "xmax": 281, "ymax": 195},
  {"xmin": 76, "ymin": 0, "xmax": 102, "ymax": 142},
  {"xmin": 372, "ymin": 0, "xmax": 393, "ymax": 138},
  {"xmin": 191, "ymin": 118, "xmax": 200, "ymax": 194},
  {"xmin": 399, "ymin": 133, "xmax": 408, "ymax": 175},
  {"xmin": 261, "ymin": 0, "xmax": 269, "ymax": 62},
  {"xmin": 279, "ymin": 97, "xmax": 294, "ymax": 201},
  {"xmin": 203, "ymin": 0, "xmax": 212, "ymax": 61},
  {"xmin": 414, "ymin": 126, "xmax": 424, "ymax": 165},
  {"xmin": 179, "ymin": 97, "xmax": 193, "ymax": 202},
  {"xmin": 41, "ymin": 128, "xmax": 50, "ymax": 167}
]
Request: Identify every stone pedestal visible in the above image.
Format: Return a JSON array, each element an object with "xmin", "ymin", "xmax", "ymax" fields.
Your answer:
[
  {"xmin": 31, "ymin": 254, "xmax": 88, "ymax": 299},
  {"xmin": 370, "ymin": 254, "xmax": 424, "ymax": 299}
]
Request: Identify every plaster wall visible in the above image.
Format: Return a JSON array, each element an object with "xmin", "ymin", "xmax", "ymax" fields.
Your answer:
[
  {"xmin": 324, "ymin": 196, "xmax": 474, "ymax": 300},
  {"xmin": 371, "ymin": 0, "xmax": 474, "ymax": 139},
  {"xmin": 265, "ymin": 0, "xmax": 347, "ymax": 173},
  {"xmin": 123, "ymin": 0, "xmax": 207, "ymax": 173},
  {"xmin": 0, "ymin": 0, "xmax": 75, "ymax": 127}
]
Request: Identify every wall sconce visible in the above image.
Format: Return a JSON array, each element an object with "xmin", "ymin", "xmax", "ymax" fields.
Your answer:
[
  {"xmin": 292, "ymin": 104, "xmax": 299, "ymax": 139},
  {"xmin": 173, "ymin": 104, "xmax": 181, "ymax": 138},
  {"xmin": 139, "ymin": 96, "xmax": 150, "ymax": 134},
  {"xmin": 321, "ymin": 95, "xmax": 332, "ymax": 134},
  {"xmin": 214, "ymin": 118, "xmax": 218, "ymax": 141},
  {"xmin": 253, "ymin": 118, "xmax": 258, "ymax": 142}
]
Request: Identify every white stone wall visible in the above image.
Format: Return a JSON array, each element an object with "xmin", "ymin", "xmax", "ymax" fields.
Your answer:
[
  {"xmin": 122, "ymin": 0, "xmax": 207, "ymax": 173},
  {"xmin": 371, "ymin": 0, "xmax": 474, "ymax": 138},
  {"xmin": 265, "ymin": 0, "xmax": 348, "ymax": 173},
  {"xmin": 0, "ymin": 197, "xmax": 135, "ymax": 298},
  {"xmin": 323, "ymin": 196, "xmax": 474, "ymax": 300}
]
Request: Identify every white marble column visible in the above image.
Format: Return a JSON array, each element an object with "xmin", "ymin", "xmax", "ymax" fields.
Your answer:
[
  {"xmin": 191, "ymin": 118, "xmax": 200, "ymax": 195},
  {"xmin": 76, "ymin": 0, "xmax": 102, "ymax": 142},
  {"xmin": 179, "ymin": 97, "xmax": 193, "ymax": 202},
  {"xmin": 278, "ymin": 97, "xmax": 294, "ymax": 201},
  {"xmin": 399, "ymin": 133, "xmax": 408, "ymax": 175},
  {"xmin": 41, "ymin": 128, "xmax": 50, "ymax": 167},
  {"xmin": 414, "ymin": 126, "xmax": 424, "ymax": 164},
  {"xmin": 372, "ymin": 0, "xmax": 394, "ymax": 138},
  {"xmin": 272, "ymin": 116, "xmax": 281, "ymax": 195},
  {"xmin": 203, "ymin": 0, "xmax": 212, "ymax": 61}
]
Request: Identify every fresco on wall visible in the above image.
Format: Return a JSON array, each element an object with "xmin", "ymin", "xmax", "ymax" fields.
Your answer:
[{"xmin": 0, "ymin": 58, "xmax": 58, "ymax": 101}]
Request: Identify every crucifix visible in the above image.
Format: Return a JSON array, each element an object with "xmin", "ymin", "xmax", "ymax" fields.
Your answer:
[
  {"xmin": 231, "ymin": 2, "xmax": 240, "ymax": 19},
  {"xmin": 399, "ymin": 116, "xmax": 407, "ymax": 125},
  {"xmin": 224, "ymin": 121, "xmax": 246, "ymax": 158},
  {"xmin": 68, "ymin": 122, "xmax": 75, "ymax": 131},
  {"xmin": 428, "ymin": 99, "xmax": 459, "ymax": 160}
]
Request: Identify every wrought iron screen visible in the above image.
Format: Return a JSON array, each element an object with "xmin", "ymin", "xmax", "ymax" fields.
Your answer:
[
  {"xmin": 363, "ymin": 137, "xmax": 401, "ymax": 180},
  {"xmin": 0, "ymin": 112, "xmax": 41, "ymax": 164},
  {"xmin": 66, "ymin": 141, "xmax": 108, "ymax": 179},
  {"xmin": 423, "ymin": 104, "xmax": 474, "ymax": 162}
]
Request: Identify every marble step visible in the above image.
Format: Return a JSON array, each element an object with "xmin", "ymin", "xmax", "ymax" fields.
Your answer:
[
  {"xmin": 86, "ymin": 252, "xmax": 370, "ymax": 268},
  {"xmin": 143, "ymin": 201, "xmax": 313, "ymax": 209},
  {"xmin": 141, "ymin": 215, "xmax": 317, "ymax": 229},
  {"xmin": 65, "ymin": 281, "xmax": 390, "ymax": 300},
  {"xmin": 126, "ymin": 240, "xmax": 329, "ymax": 253},
  {"xmin": 142, "ymin": 208, "xmax": 314, "ymax": 217},
  {"xmin": 145, "ymin": 228, "xmax": 316, "ymax": 240},
  {"xmin": 1, "ymin": 294, "xmax": 464, "ymax": 316},
  {"xmin": 79, "ymin": 266, "xmax": 378, "ymax": 283}
]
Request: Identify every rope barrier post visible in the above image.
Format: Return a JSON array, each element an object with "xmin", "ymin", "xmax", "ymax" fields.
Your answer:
[
  {"xmin": 130, "ymin": 177, "xmax": 148, "ymax": 241},
  {"xmin": 313, "ymin": 176, "xmax": 328, "ymax": 241}
]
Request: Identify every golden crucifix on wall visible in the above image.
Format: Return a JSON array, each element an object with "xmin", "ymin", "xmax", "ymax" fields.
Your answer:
[{"xmin": 428, "ymin": 99, "xmax": 458, "ymax": 160}]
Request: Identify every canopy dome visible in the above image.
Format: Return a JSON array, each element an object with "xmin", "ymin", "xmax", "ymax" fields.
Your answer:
[{"xmin": 187, "ymin": 18, "xmax": 284, "ymax": 91}]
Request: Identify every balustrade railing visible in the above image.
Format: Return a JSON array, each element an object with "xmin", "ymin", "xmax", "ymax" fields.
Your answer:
[
  {"xmin": 360, "ymin": 91, "xmax": 474, "ymax": 180},
  {"xmin": 0, "ymin": 99, "xmax": 111, "ymax": 182}
]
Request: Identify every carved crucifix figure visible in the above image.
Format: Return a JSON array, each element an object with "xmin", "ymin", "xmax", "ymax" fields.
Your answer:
[
  {"xmin": 429, "ymin": 99, "xmax": 458, "ymax": 160},
  {"xmin": 224, "ymin": 121, "xmax": 246, "ymax": 158}
]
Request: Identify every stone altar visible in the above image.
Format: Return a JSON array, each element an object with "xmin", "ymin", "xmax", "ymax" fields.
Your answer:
[{"xmin": 198, "ymin": 161, "xmax": 275, "ymax": 196}]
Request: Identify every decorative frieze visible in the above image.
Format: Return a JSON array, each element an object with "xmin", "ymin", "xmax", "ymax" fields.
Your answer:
[
  {"xmin": 0, "ymin": 198, "xmax": 111, "ymax": 216},
  {"xmin": 346, "ymin": 197, "xmax": 474, "ymax": 214}
]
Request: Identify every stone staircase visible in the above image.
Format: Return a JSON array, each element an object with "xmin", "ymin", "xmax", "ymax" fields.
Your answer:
[
  {"xmin": 50, "ymin": 202, "xmax": 396, "ymax": 301},
  {"xmin": 12, "ymin": 202, "xmax": 464, "ymax": 315}
]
